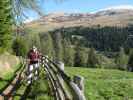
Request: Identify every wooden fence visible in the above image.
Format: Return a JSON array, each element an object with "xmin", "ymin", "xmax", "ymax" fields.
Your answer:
[{"xmin": 41, "ymin": 56, "xmax": 86, "ymax": 100}]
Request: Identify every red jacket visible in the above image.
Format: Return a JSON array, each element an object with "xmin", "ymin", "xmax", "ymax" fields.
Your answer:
[{"xmin": 28, "ymin": 50, "xmax": 40, "ymax": 64}]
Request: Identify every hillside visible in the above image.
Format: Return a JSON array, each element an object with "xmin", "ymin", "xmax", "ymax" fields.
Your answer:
[
  {"xmin": 0, "ymin": 52, "xmax": 20, "ymax": 77},
  {"xmin": 0, "ymin": 53, "xmax": 20, "ymax": 91},
  {"xmin": 26, "ymin": 8, "xmax": 133, "ymax": 32},
  {"xmin": 65, "ymin": 67, "xmax": 133, "ymax": 100}
]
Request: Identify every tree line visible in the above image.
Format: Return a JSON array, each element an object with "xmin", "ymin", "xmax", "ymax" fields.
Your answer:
[
  {"xmin": 12, "ymin": 26, "xmax": 133, "ymax": 71},
  {"xmin": 58, "ymin": 25, "xmax": 133, "ymax": 52},
  {"xmin": 0, "ymin": 0, "xmax": 51, "ymax": 53}
]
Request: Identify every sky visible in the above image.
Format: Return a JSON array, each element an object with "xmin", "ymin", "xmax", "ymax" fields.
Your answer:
[{"xmin": 25, "ymin": 0, "xmax": 133, "ymax": 22}]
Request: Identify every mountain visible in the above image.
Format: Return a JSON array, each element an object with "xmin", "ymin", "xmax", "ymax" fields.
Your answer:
[
  {"xmin": 98, "ymin": 5, "xmax": 133, "ymax": 11},
  {"xmin": 26, "ymin": 6, "xmax": 133, "ymax": 32}
]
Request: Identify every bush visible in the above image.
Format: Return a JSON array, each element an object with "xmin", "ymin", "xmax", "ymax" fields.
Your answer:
[
  {"xmin": 74, "ymin": 44, "xmax": 86, "ymax": 67},
  {"xmin": 86, "ymin": 47, "xmax": 100, "ymax": 68},
  {"xmin": 128, "ymin": 49, "xmax": 133, "ymax": 71},
  {"xmin": 12, "ymin": 37, "xmax": 28, "ymax": 57},
  {"xmin": 115, "ymin": 48, "xmax": 128, "ymax": 70}
]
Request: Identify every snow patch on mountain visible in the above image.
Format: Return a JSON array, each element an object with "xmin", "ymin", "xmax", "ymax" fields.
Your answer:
[
  {"xmin": 102, "ymin": 5, "xmax": 133, "ymax": 10},
  {"xmin": 91, "ymin": 5, "xmax": 133, "ymax": 14}
]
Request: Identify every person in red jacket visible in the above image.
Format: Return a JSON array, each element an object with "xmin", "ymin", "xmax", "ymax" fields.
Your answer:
[{"xmin": 27, "ymin": 46, "xmax": 41, "ymax": 84}]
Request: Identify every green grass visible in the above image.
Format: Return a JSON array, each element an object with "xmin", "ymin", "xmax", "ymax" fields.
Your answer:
[
  {"xmin": 28, "ymin": 70, "xmax": 53, "ymax": 100},
  {"xmin": 13, "ymin": 68, "xmax": 53, "ymax": 100},
  {"xmin": 0, "ymin": 63, "xmax": 22, "ymax": 91},
  {"xmin": 0, "ymin": 52, "xmax": 21, "ymax": 91},
  {"xmin": 65, "ymin": 67, "xmax": 133, "ymax": 100}
]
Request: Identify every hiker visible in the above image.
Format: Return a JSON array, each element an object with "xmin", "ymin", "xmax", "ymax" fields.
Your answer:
[{"xmin": 27, "ymin": 46, "xmax": 41, "ymax": 84}]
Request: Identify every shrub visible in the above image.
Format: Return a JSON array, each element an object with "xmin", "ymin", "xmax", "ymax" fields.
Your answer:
[{"xmin": 12, "ymin": 37, "xmax": 28, "ymax": 57}]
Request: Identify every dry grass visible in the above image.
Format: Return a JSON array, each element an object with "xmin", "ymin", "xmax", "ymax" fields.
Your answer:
[
  {"xmin": 0, "ymin": 52, "xmax": 20, "ymax": 77},
  {"xmin": 25, "ymin": 10, "xmax": 133, "ymax": 32}
]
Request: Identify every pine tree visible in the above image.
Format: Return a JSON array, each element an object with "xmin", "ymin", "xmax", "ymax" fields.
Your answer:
[
  {"xmin": 74, "ymin": 43, "xmax": 85, "ymax": 67},
  {"xmin": 115, "ymin": 47, "xmax": 128, "ymax": 70},
  {"xmin": 86, "ymin": 47, "xmax": 99, "ymax": 68},
  {"xmin": 32, "ymin": 34, "xmax": 41, "ymax": 49},
  {"xmin": 39, "ymin": 33, "xmax": 54, "ymax": 58},
  {"xmin": 0, "ymin": 0, "xmax": 12, "ymax": 52},
  {"xmin": 128, "ymin": 49, "xmax": 133, "ymax": 71},
  {"xmin": 62, "ymin": 39, "xmax": 74, "ymax": 66},
  {"xmin": 12, "ymin": 0, "xmax": 60, "ymax": 25},
  {"xmin": 52, "ymin": 31, "xmax": 63, "ymax": 61},
  {"xmin": 12, "ymin": 37, "xmax": 28, "ymax": 57}
]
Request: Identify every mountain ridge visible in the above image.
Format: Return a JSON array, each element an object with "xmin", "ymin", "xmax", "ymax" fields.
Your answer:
[{"xmin": 26, "ymin": 8, "xmax": 133, "ymax": 32}]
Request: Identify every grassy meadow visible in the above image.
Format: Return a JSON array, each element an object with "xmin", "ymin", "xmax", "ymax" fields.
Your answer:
[{"xmin": 65, "ymin": 67, "xmax": 133, "ymax": 100}]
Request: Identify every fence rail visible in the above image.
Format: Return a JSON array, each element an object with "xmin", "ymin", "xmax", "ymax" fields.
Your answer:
[
  {"xmin": 0, "ymin": 55, "xmax": 86, "ymax": 100},
  {"xmin": 41, "ymin": 56, "xmax": 86, "ymax": 100},
  {"xmin": 0, "ymin": 60, "xmax": 26, "ymax": 100}
]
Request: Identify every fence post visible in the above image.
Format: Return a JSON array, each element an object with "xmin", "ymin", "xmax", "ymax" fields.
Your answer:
[
  {"xmin": 56, "ymin": 61, "xmax": 64, "ymax": 71},
  {"xmin": 73, "ymin": 75, "xmax": 84, "ymax": 92},
  {"xmin": 43, "ymin": 57, "xmax": 86, "ymax": 100},
  {"xmin": 69, "ymin": 81, "xmax": 86, "ymax": 100}
]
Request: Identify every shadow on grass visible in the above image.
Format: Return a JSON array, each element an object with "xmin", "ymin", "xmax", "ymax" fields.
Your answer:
[{"xmin": 20, "ymin": 84, "xmax": 32, "ymax": 100}]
